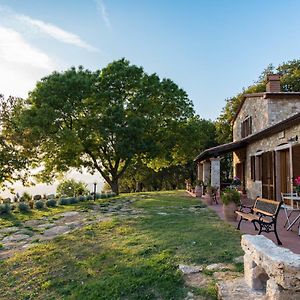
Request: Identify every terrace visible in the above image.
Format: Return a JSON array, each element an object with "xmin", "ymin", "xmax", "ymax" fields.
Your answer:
[{"xmin": 188, "ymin": 191, "xmax": 300, "ymax": 254}]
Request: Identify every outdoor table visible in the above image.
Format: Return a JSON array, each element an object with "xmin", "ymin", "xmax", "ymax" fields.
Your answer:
[{"xmin": 284, "ymin": 196, "xmax": 300, "ymax": 234}]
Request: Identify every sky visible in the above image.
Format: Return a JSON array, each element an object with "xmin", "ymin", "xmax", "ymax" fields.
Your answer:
[
  {"xmin": 1, "ymin": 0, "xmax": 300, "ymax": 120},
  {"xmin": 1, "ymin": 0, "xmax": 300, "ymax": 196}
]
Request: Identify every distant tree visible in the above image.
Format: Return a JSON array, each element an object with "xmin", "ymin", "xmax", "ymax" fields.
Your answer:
[
  {"xmin": 56, "ymin": 179, "xmax": 88, "ymax": 197},
  {"xmin": 0, "ymin": 95, "xmax": 31, "ymax": 189},
  {"xmin": 120, "ymin": 116, "xmax": 217, "ymax": 191},
  {"xmin": 16, "ymin": 59, "xmax": 194, "ymax": 194}
]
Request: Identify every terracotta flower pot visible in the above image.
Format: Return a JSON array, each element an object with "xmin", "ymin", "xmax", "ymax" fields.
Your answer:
[
  {"xmin": 204, "ymin": 194, "xmax": 213, "ymax": 205},
  {"xmin": 195, "ymin": 185, "xmax": 203, "ymax": 197},
  {"xmin": 223, "ymin": 202, "xmax": 237, "ymax": 222}
]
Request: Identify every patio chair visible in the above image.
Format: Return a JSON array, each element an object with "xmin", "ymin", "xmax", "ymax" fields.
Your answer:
[{"xmin": 281, "ymin": 192, "xmax": 300, "ymax": 228}]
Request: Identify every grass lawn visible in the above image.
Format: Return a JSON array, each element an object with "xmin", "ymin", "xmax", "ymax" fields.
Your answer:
[{"xmin": 0, "ymin": 191, "xmax": 243, "ymax": 299}]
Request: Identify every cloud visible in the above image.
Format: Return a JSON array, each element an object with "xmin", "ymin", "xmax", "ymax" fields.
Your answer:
[
  {"xmin": 0, "ymin": 5, "xmax": 98, "ymax": 52},
  {"xmin": 0, "ymin": 26, "xmax": 55, "ymax": 98},
  {"xmin": 95, "ymin": 0, "xmax": 112, "ymax": 30},
  {"xmin": 16, "ymin": 15, "xmax": 98, "ymax": 52}
]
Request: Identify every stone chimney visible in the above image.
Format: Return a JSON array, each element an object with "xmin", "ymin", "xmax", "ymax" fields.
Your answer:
[{"xmin": 266, "ymin": 74, "xmax": 281, "ymax": 93}]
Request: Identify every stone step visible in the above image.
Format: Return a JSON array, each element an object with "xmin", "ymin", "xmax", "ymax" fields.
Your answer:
[{"xmin": 217, "ymin": 278, "xmax": 265, "ymax": 300}]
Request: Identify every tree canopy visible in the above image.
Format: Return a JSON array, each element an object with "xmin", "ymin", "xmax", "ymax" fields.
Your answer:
[
  {"xmin": 0, "ymin": 95, "xmax": 31, "ymax": 190},
  {"xmin": 56, "ymin": 179, "xmax": 89, "ymax": 197},
  {"xmin": 16, "ymin": 59, "xmax": 194, "ymax": 194}
]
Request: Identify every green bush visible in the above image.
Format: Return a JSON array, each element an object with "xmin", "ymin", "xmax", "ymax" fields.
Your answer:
[
  {"xmin": 3, "ymin": 198, "xmax": 11, "ymax": 203},
  {"xmin": 0, "ymin": 203, "xmax": 11, "ymax": 215},
  {"xmin": 59, "ymin": 198, "xmax": 70, "ymax": 205},
  {"xmin": 77, "ymin": 196, "xmax": 86, "ymax": 202},
  {"xmin": 46, "ymin": 199, "xmax": 57, "ymax": 208},
  {"xmin": 86, "ymin": 195, "xmax": 93, "ymax": 201},
  {"xmin": 221, "ymin": 188, "xmax": 241, "ymax": 205},
  {"xmin": 69, "ymin": 197, "xmax": 79, "ymax": 204},
  {"xmin": 18, "ymin": 202, "xmax": 30, "ymax": 213},
  {"xmin": 21, "ymin": 192, "xmax": 32, "ymax": 202},
  {"xmin": 95, "ymin": 193, "xmax": 102, "ymax": 200},
  {"xmin": 28, "ymin": 200, "xmax": 34, "ymax": 209},
  {"xmin": 35, "ymin": 200, "xmax": 44, "ymax": 209}
]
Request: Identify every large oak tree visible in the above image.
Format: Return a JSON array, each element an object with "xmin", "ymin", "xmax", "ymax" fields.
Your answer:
[{"xmin": 17, "ymin": 59, "xmax": 194, "ymax": 194}]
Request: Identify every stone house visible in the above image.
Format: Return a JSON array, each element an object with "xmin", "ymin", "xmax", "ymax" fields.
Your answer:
[{"xmin": 195, "ymin": 74, "xmax": 300, "ymax": 200}]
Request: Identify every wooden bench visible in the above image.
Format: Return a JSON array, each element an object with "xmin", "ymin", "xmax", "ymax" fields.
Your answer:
[{"xmin": 235, "ymin": 197, "xmax": 282, "ymax": 245}]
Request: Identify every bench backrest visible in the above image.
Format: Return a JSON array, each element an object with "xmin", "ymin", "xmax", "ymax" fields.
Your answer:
[{"xmin": 252, "ymin": 197, "xmax": 281, "ymax": 217}]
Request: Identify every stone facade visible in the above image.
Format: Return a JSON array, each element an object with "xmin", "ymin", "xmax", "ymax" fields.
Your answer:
[
  {"xmin": 234, "ymin": 123, "xmax": 300, "ymax": 200},
  {"xmin": 268, "ymin": 97, "xmax": 300, "ymax": 126},
  {"xmin": 233, "ymin": 93, "xmax": 300, "ymax": 200},
  {"xmin": 233, "ymin": 96, "xmax": 268, "ymax": 141},
  {"xmin": 233, "ymin": 95, "xmax": 300, "ymax": 142}
]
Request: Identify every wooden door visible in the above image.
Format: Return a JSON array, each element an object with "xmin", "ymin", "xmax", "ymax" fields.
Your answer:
[
  {"xmin": 262, "ymin": 151, "xmax": 275, "ymax": 199},
  {"xmin": 280, "ymin": 149, "xmax": 290, "ymax": 193}
]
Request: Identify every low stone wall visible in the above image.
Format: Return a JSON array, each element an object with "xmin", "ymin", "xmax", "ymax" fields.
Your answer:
[{"xmin": 241, "ymin": 235, "xmax": 300, "ymax": 300}]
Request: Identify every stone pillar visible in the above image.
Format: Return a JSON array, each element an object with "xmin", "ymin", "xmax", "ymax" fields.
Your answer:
[
  {"xmin": 197, "ymin": 163, "xmax": 203, "ymax": 181},
  {"xmin": 210, "ymin": 157, "xmax": 220, "ymax": 188},
  {"xmin": 202, "ymin": 161, "xmax": 210, "ymax": 185}
]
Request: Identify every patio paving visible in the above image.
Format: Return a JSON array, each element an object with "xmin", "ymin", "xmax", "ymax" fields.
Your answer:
[{"xmin": 195, "ymin": 193, "xmax": 300, "ymax": 254}]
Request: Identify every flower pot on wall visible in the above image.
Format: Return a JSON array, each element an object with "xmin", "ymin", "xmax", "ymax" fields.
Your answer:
[
  {"xmin": 223, "ymin": 202, "xmax": 237, "ymax": 222},
  {"xmin": 195, "ymin": 185, "xmax": 203, "ymax": 197},
  {"xmin": 221, "ymin": 188, "xmax": 240, "ymax": 222}
]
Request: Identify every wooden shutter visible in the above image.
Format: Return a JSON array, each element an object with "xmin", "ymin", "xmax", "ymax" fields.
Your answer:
[{"xmin": 292, "ymin": 144, "xmax": 300, "ymax": 180}]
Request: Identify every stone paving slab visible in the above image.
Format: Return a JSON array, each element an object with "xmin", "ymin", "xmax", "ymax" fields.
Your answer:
[
  {"xmin": 0, "ymin": 200, "xmax": 144, "ymax": 260},
  {"xmin": 43, "ymin": 225, "xmax": 70, "ymax": 237}
]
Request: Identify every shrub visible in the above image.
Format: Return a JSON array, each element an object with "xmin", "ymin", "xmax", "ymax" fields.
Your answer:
[
  {"xmin": 10, "ymin": 204, "xmax": 16, "ymax": 211},
  {"xmin": 77, "ymin": 195, "xmax": 86, "ymax": 202},
  {"xmin": 69, "ymin": 197, "xmax": 79, "ymax": 204},
  {"xmin": 33, "ymin": 194, "xmax": 42, "ymax": 200},
  {"xmin": 59, "ymin": 198, "xmax": 70, "ymax": 205},
  {"xmin": 46, "ymin": 199, "xmax": 57, "ymax": 208},
  {"xmin": 18, "ymin": 202, "xmax": 30, "ymax": 213},
  {"xmin": 3, "ymin": 198, "xmax": 11, "ymax": 203},
  {"xmin": 28, "ymin": 200, "xmax": 34, "ymax": 209},
  {"xmin": 0, "ymin": 203, "xmax": 11, "ymax": 215},
  {"xmin": 21, "ymin": 192, "xmax": 32, "ymax": 202},
  {"xmin": 221, "ymin": 188, "xmax": 241, "ymax": 205},
  {"xmin": 95, "ymin": 193, "xmax": 102, "ymax": 200},
  {"xmin": 35, "ymin": 200, "xmax": 44, "ymax": 209},
  {"xmin": 86, "ymin": 195, "xmax": 93, "ymax": 201}
]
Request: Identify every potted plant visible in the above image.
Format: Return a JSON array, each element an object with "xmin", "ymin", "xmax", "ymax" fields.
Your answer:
[
  {"xmin": 195, "ymin": 180, "xmax": 203, "ymax": 197},
  {"xmin": 205, "ymin": 184, "xmax": 215, "ymax": 205},
  {"xmin": 221, "ymin": 187, "xmax": 240, "ymax": 221},
  {"xmin": 294, "ymin": 176, "xmax": 300, "ymax": 196}
]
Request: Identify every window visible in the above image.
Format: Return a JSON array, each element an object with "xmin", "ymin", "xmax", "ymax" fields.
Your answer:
[
  {"xmin": 241, "ymin": 116, "xmax": 252, "ymax": 138},
  {"xmin": 251, "ymin": 151, "xmax": 263, "ymax": 181}
]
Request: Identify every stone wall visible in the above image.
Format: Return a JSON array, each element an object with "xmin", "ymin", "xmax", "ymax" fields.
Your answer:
[
  {"xmin": 268, "ymin": 97, "xmax": 300, "ymax": 126},
  {"xmin": 233, "ymin": 94, "xmax": 300, "ymax": 142},
  {"xmin": 233, "ymin": 96, "xmax": 268, "ymax": 141}
]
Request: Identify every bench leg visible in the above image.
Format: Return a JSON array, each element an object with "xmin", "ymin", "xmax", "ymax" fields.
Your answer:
[
  {"xmin": 251, "ymin": 220, "xmax": 258, "ymax": 231},
  {"xmin": 237, "ymin": 216, "xmax": 243, "ymax": 230},
  {"xmin": 274, "ymin": 221, "xmax": 282, "ymax": 245}
]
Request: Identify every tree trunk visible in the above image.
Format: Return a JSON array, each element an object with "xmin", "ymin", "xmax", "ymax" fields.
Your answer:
[{"xmin": 110, "ymin": 178, "xmax": 119, "ymax": 195}]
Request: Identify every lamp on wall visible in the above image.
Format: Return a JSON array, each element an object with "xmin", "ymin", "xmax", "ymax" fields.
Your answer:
[{"xmin": 288, "ymin": 135, "xmax": 298, "ymax": 143}]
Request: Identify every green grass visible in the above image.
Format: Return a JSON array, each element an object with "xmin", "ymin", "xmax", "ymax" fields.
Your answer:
[{"xmin": 0, "ymin": 191, "xmax": 243, "ymax": 299}]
